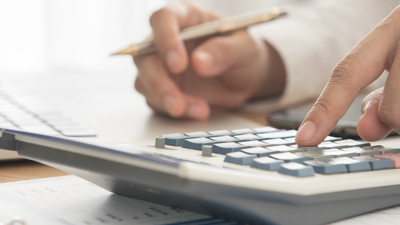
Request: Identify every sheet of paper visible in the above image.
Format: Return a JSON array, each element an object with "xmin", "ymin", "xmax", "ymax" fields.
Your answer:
[{"xmin": 0, "ymin": 176, "xmax": 222, "ymax": 225}]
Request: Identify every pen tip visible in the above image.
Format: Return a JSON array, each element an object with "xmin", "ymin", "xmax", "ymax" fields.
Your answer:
[{"xmin": 111, "ymin": 45, "xmax": 137, "ymax": 56}]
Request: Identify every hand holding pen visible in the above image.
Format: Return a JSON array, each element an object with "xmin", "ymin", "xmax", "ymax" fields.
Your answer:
[{"xmin": 120, "ymin": 1, "xmax": 287, "ymax": 120}]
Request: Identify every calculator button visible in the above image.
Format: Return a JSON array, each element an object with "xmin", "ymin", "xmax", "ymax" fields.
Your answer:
[
  {"xmin": 267, "ymin": 145, "xmax": 304, "ymax": 153},
  {"xmin": 330, "ymin": 157, "xmax": 371, "ymax": 172},
  {"xmin": 334, "ymin": 139, "xmax": 370, "ymax": 147},
  {"xmin": 270, "ymin": 152, "xmax": 310, "ymax": 163},
  {"xmin": 375, "ymin": 154, "xmax": 400, "ymax": 168},
  {"xmin": 230, "ymin": 128, "xmax": 254, "ymax": 134},
  {"xmin": 352, "ymin": 155, "xmax": 394, "ymax": 170},
  {"xmin": 182, "ymin": 138, "xmax": 218, "ymax": 150},
  {"xmin": 324, "ymin": 136, "xmax": 342, "ymax": 142},
  {"xmin": 256, "ymin": 130, "xmax": 297, "ymax": 139},
  {"xmin": 295, "ymin": 151, "xmax": 334, "ymax": 161},
  {"xmin": 262, "ymin": 138, "xmax": 292, "ymax": 146},
  {"xmin": 320, "ymin": 148, "xmax": 357, "ymax": 158},
  {"xmin": 242, "ymin": 147, "xmax": 277, "ymax": 157},
  {"xmin": 184, "ymin": 131, "xmax": 209, "ymax": 137},
  {"xmin": 207, "ymin": 130, "xmax": 232, "ymax": 136},
  {"xmin": 212, "ymin": 142, "xmax": 246, "ymax": 155},
  {"xmin": 365, "ymin": 145, "xmax": 400, "ymax": 154},
  {"xmin": 233, "ymin": 134, "xmax": 261, "ymax": 141},
  {"xmin": 251, "ymin": 157, "xmax": 284, "ymax": 171},
  {"xmin": 224, "ymin": 152, "xmax": 257, "ymax": 165},
  {"xmin": 252, "ymin": 126, "xmax": 279, "ymax": 133},
  {"xmin": 341, "ymin": 147, "xmax": 380, "ymax": 156},
  {"xmin": 210, "ymin": 135, "xmax": 238, "ymax": 142},
  {"xmin": 238, "ymin": 140, "xmax": 268, "ymax": 148},
  {"xmin": 160, "ymin": 133, "xmax": 188, "ymax": 146},
  {"xmin": 304, "ymin": 160, "xmax": 348, "ymax": 174},
  {"xmin": 318, "ymin": 141, "xmax": 346, "ymax": 149},
  {"xmin": 278, "ymin": 162, "xmax": 315, "ymax": 177}
]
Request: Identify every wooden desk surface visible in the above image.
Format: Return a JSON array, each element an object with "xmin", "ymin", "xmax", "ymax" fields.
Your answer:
[{"xmin": 0, "ymin": 113, "xmax": 266, "ymax": 184}]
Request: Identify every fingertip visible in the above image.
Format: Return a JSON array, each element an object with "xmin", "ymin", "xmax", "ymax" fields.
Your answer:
[
  {"xmin": 163, "ymin": 94, "xmax": 186, "ymax": 118},
  {"xmin": 184, "ymin": 100, "xmax": 210, "ymax": 120},
  {"xmin": 295, "ymin": 120, "xmax": 318, "ymax": 146},
  {"xmin": 191, "ymin": 49, "xmax": 220, "ymax": 76},
  {"xmin": 166, "ymin": 48, "xmax": 188, "ymax": 74},
  {"xmin": 357, "ymin": 104, "xmax": 392, "ymax": 141}
]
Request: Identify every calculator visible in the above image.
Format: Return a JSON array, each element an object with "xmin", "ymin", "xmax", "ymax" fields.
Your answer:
[{"xmin": 1, "ymin": 126, "xmax": 400, "ymax": 225}]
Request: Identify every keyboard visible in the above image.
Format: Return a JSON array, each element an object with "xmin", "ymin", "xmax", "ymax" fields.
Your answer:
[{"xmin": 2, "ymin": 126, "xmax": 400, "ymax": 225}]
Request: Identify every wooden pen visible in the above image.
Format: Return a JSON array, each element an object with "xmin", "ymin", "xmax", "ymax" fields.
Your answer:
[{"xmin": 112, "ymin": 6, "xmax": 287, "ymax": 56}]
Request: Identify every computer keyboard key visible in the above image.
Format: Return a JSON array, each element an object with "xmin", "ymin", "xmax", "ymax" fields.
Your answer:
[
  {"xmin": 330, "ymin": 157, "xmax": 372, "ymax": 172},
  {"xmin": 207, "ymin": 129, "xmax": 232, "ymax": 136},
  {"xmin": 304, "ymin": 160, "xmax": 348, "ymax": 174},
  {"xmin": 341, "ymin": 147, "xmax": 380, "ymax": 156},
  {"xmin": 256, "ymin": 130, "xmax": 297, "ymax": 139},
  {"xmin": 252, "ymin": 126, "xmax": 279, "ymax": 133},
  {"xmin": 278, "ymin": 162, "xmax": 315, "ymax": 177},
  {"xmin": 364, "ymin": 145, "xmax": 400, "ymax": 154},
  {"xmin": 238, "ymin": 140, "xmax": 268, "ymax": 148},
  {"xmin": 352, "ymin": 155, "xmax": 394, "ymax": 170},
  {"xmin": 212, "ymin": 142, "xmax": 246, "ymax": 155},
  {"xmin": 251, "ymin": 157, "xmax": 284, "ymax": 171},
  {"xmin": 270, "ymin": 152, "xmax": 310, "ymax": 163},
  {"xmin": 224, "ymin": 152, "xmax": 257, "ymax": 165},
  {"xmin": 182, "ymin": 138, "xmax": 219, "ymax": 150},
  {"xmin": 241, "ymin": 147, "xmax": 277, "ymax": 157},
  {"xmin": 160, "ymin": 133, "xmax": 188, "ymax": 146}
]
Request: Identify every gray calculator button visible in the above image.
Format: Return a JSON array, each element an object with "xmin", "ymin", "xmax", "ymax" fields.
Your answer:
[
  {"xmin": 160, "ymin": 133, "xmax": 188, "ymax": 146},
  {"xmin": 242, "ymin": 147, "xmax": 276, "ymax": 157},
  {"xmin": 182, "ymin": 138, "xmax": 218, "ymax": 150},
  {"xmin": 202, "ymin": 145, "xmax": 213, "ymax": 157},
  {"xmin": 295, "ymin": 151, "xmax": 334, "ymax": 161},
  {"xmin": 230, "ymin": 128, "xmax": 254, "ymax": 134},
  {"xmin": 364, "ymin": 145, "xmax": 400, "ymax": 154},
  {"xmin": 251, "ymin": 157, "xmax": 284, "ymax": 171},
  {"xmin": 278, "ymin": 162, "xmax": 315, "ymax": 177},
  {"xmin": 304, "ymin": 160, "xmax": 348, "ymax": 174},
  {"xmin": 257, "ymin": 130, "xmax": 297, "ymax": 139},
  {"xmin": 238, "ymin": 140, "xmax": 267, "ymax": 148},
  {"xmin": 252, "ymin": 126, "xmax": 279, "ymax": 133},
  {"xmin": 155, "ymin": 137, "xmax": 165, "ymax": 149},
  {"xmin": 212, "ymin": 142, "xmax": 246, "ymax": 155},
  {"xmin": 352, "ymin": 155, "xmax": 394, "ymax": 170},
  {"xmin": 334, "ymin": 139, "xmax": 370, "ymax": 147},
  {"xmin": 224, "ymin": 152, "xmax": 257, "ymax": 165},
  {"xmin": 207, "ymin": 130, "xmax": 232, "ymax": 136},
  {"xmin": 184, "ymin": 131, "xmax": 209, "ymax": 137},
  {"xmin": 270, "ymin": 152, "xmax": 310, "ymax": 163},
  {"xmin": 210, "ymin": 135, "xmax": 238, "ymax": 142},
  {"xmin": 330, "ymin": 157, "xmax": 371, "ymax": 172},
  {"xmin": 233, "ymin": 134, "xmax": 261, "ymax": 141}
]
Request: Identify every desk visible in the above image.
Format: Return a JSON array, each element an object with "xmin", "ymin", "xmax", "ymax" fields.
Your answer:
[{"xmin": 0, "ymin": 112, "xmax": 266, "ymax": 183}]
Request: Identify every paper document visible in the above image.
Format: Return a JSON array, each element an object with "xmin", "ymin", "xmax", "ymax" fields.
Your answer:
[{"xmin": 0, "ymin": 176, "xmax": 218, "ymax": 225}]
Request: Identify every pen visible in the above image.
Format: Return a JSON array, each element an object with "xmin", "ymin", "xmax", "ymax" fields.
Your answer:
[{"xmin": 112, "ymin": 6, "xmax": 287, "ymax": 56}]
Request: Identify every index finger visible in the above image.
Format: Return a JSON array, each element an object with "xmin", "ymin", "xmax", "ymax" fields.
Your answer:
[
  {"xmin": 295, "ymin": 8, "xmax": 400, "ymax": 146},
  {"xmin": 150, "ymin": 2, "xmax": 221, "ymax": 74}
]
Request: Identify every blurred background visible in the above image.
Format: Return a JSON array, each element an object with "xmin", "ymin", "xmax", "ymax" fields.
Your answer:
[{"xmin": 0, "ymin": 0, "xmax": 299, "ymax": 75}]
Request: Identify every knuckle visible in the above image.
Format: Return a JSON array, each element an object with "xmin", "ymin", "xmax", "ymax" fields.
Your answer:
[
  {"xmin": 379, "ymin": 103, "xmax": 400, "ymax": 128},
  {"xmin": 150, "ymin": 8, "xmax": 171, "ymax": 27},
  {"xmin": 332, "ymin": 59, "xmax": 360, "ymax": 83},
  {"xmin": 312, "ymin": 97, "xmax": 341, "ymax": 119}
]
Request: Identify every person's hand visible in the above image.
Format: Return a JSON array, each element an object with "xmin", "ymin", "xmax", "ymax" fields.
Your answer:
[
  {"xmin": 295, "ymin": 7, "xmax": 400, "ymax": 146},
  {"xmin": 134, "ymin": 1, "xmax": 285, "ymax": 120}
]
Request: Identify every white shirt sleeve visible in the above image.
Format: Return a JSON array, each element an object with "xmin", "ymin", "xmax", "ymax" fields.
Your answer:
[{"xmin": 249, "ymin": 0, "xmax": 400, "ymax": 109}]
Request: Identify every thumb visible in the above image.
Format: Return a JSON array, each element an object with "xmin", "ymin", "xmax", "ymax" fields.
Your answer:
[{"xmin": 191, "ymin": 30, "xmax": 261, "ymax": 77}]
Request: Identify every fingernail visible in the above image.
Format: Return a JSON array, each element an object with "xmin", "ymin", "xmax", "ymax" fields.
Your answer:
[
  {"xmin": 186, "ymin": 104, "xmax": 203, "ymax": 119},
  {"xmin": 166, "ymin": 50, "xmax": 181, "ymax": 71},
  {"xmin": 163, "ymin": 94, "xmax": 177, "ymax": 116},
  {"xmin": 296, "ymin": 121, "xmax": 316, "ymax": 141},
  {"xmin": 195, "ymin": 50, "xmax": 214, "ymax": 68}
]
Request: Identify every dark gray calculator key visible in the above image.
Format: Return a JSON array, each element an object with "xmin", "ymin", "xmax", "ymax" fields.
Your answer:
[
  {"xmin": 242, "ymin": 147, "xmax": 277, "ymax": 157},
  {"xmin": 278, "ymin": 162, "xmax": 315, "ymax": 177},
  {"xmin": 253, "ymin": 126, "xmax": 279, "ymax": 133},
  {"xmin": 160, "ymin": 133, "xmax": 188, "ymax": 146},
  {"xmin": 233, "ymin": 134, "xmax": 261, "ymax": 141},
  {"xmin": 352, "ymin": 155, "xmax": 395, "ymax": 170},
  {"xmin": 262, "ymin": 138, "xmax": 292, "ymax": 146},
  {"xmin": 184, "ymin": 131, "xmax": 210, "ymax": 138},
  {"xmin": 295, "ymin": 151, "xmax": 334, "ymax": 161},
  {"xmin": 267, "ymin": 145, "xmax": 305, "ymax": 153},
  {"xmin": 251, "ymin": 157, "xmax": 284, "ymax": 171},
  {"xmin": 182, "ymin": 138, "xmax": 219, "ymax": 150},
  {"xmin": 320, "ymin": 148, "xmax": 357, "ymax": 158},
  {"xmin": 304, "ymin": 160, "xmax": 348, "ymax": 174},
  {"xmin": 270, "ymin": 152, "xmax": 310, "ymax": 163},
  {"xmin": 212, "ymin": 142, "xmax": 246, "ymax": 155},
  {"xmin": 334, "ymin": 139, "xmax": 371, "ymax": 147},
  {"xmin": 256, "ymin": 130, "xmax": 297, "ymax": 139},
  {"xmin": 330, "ymin": 157, "xmax": 372, "ymax": 172},
  {"xmin": 210, "ymin": 135, "xmax": 238, "ymax": 142},
  {"xmin": 207, "ymin": 130, "xmax": 232, "ymax": 136},
  {"xmin": 364, "ymin": 145, "xmax": 400, "ymax": 154},
  {"xmin": 342, "ymin": 147, "xmax": 380, "ymax": 156},
  {"xmin": 224, "ymin": 152, "xmax": 257, "ymax": 165},
  {"xmin": 230, "ymin": 128, "xmax": 254, "ymax": 134},
  {"xmin": 238, "ymin": 140, "xmax": 268, "ymax": 148}
]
